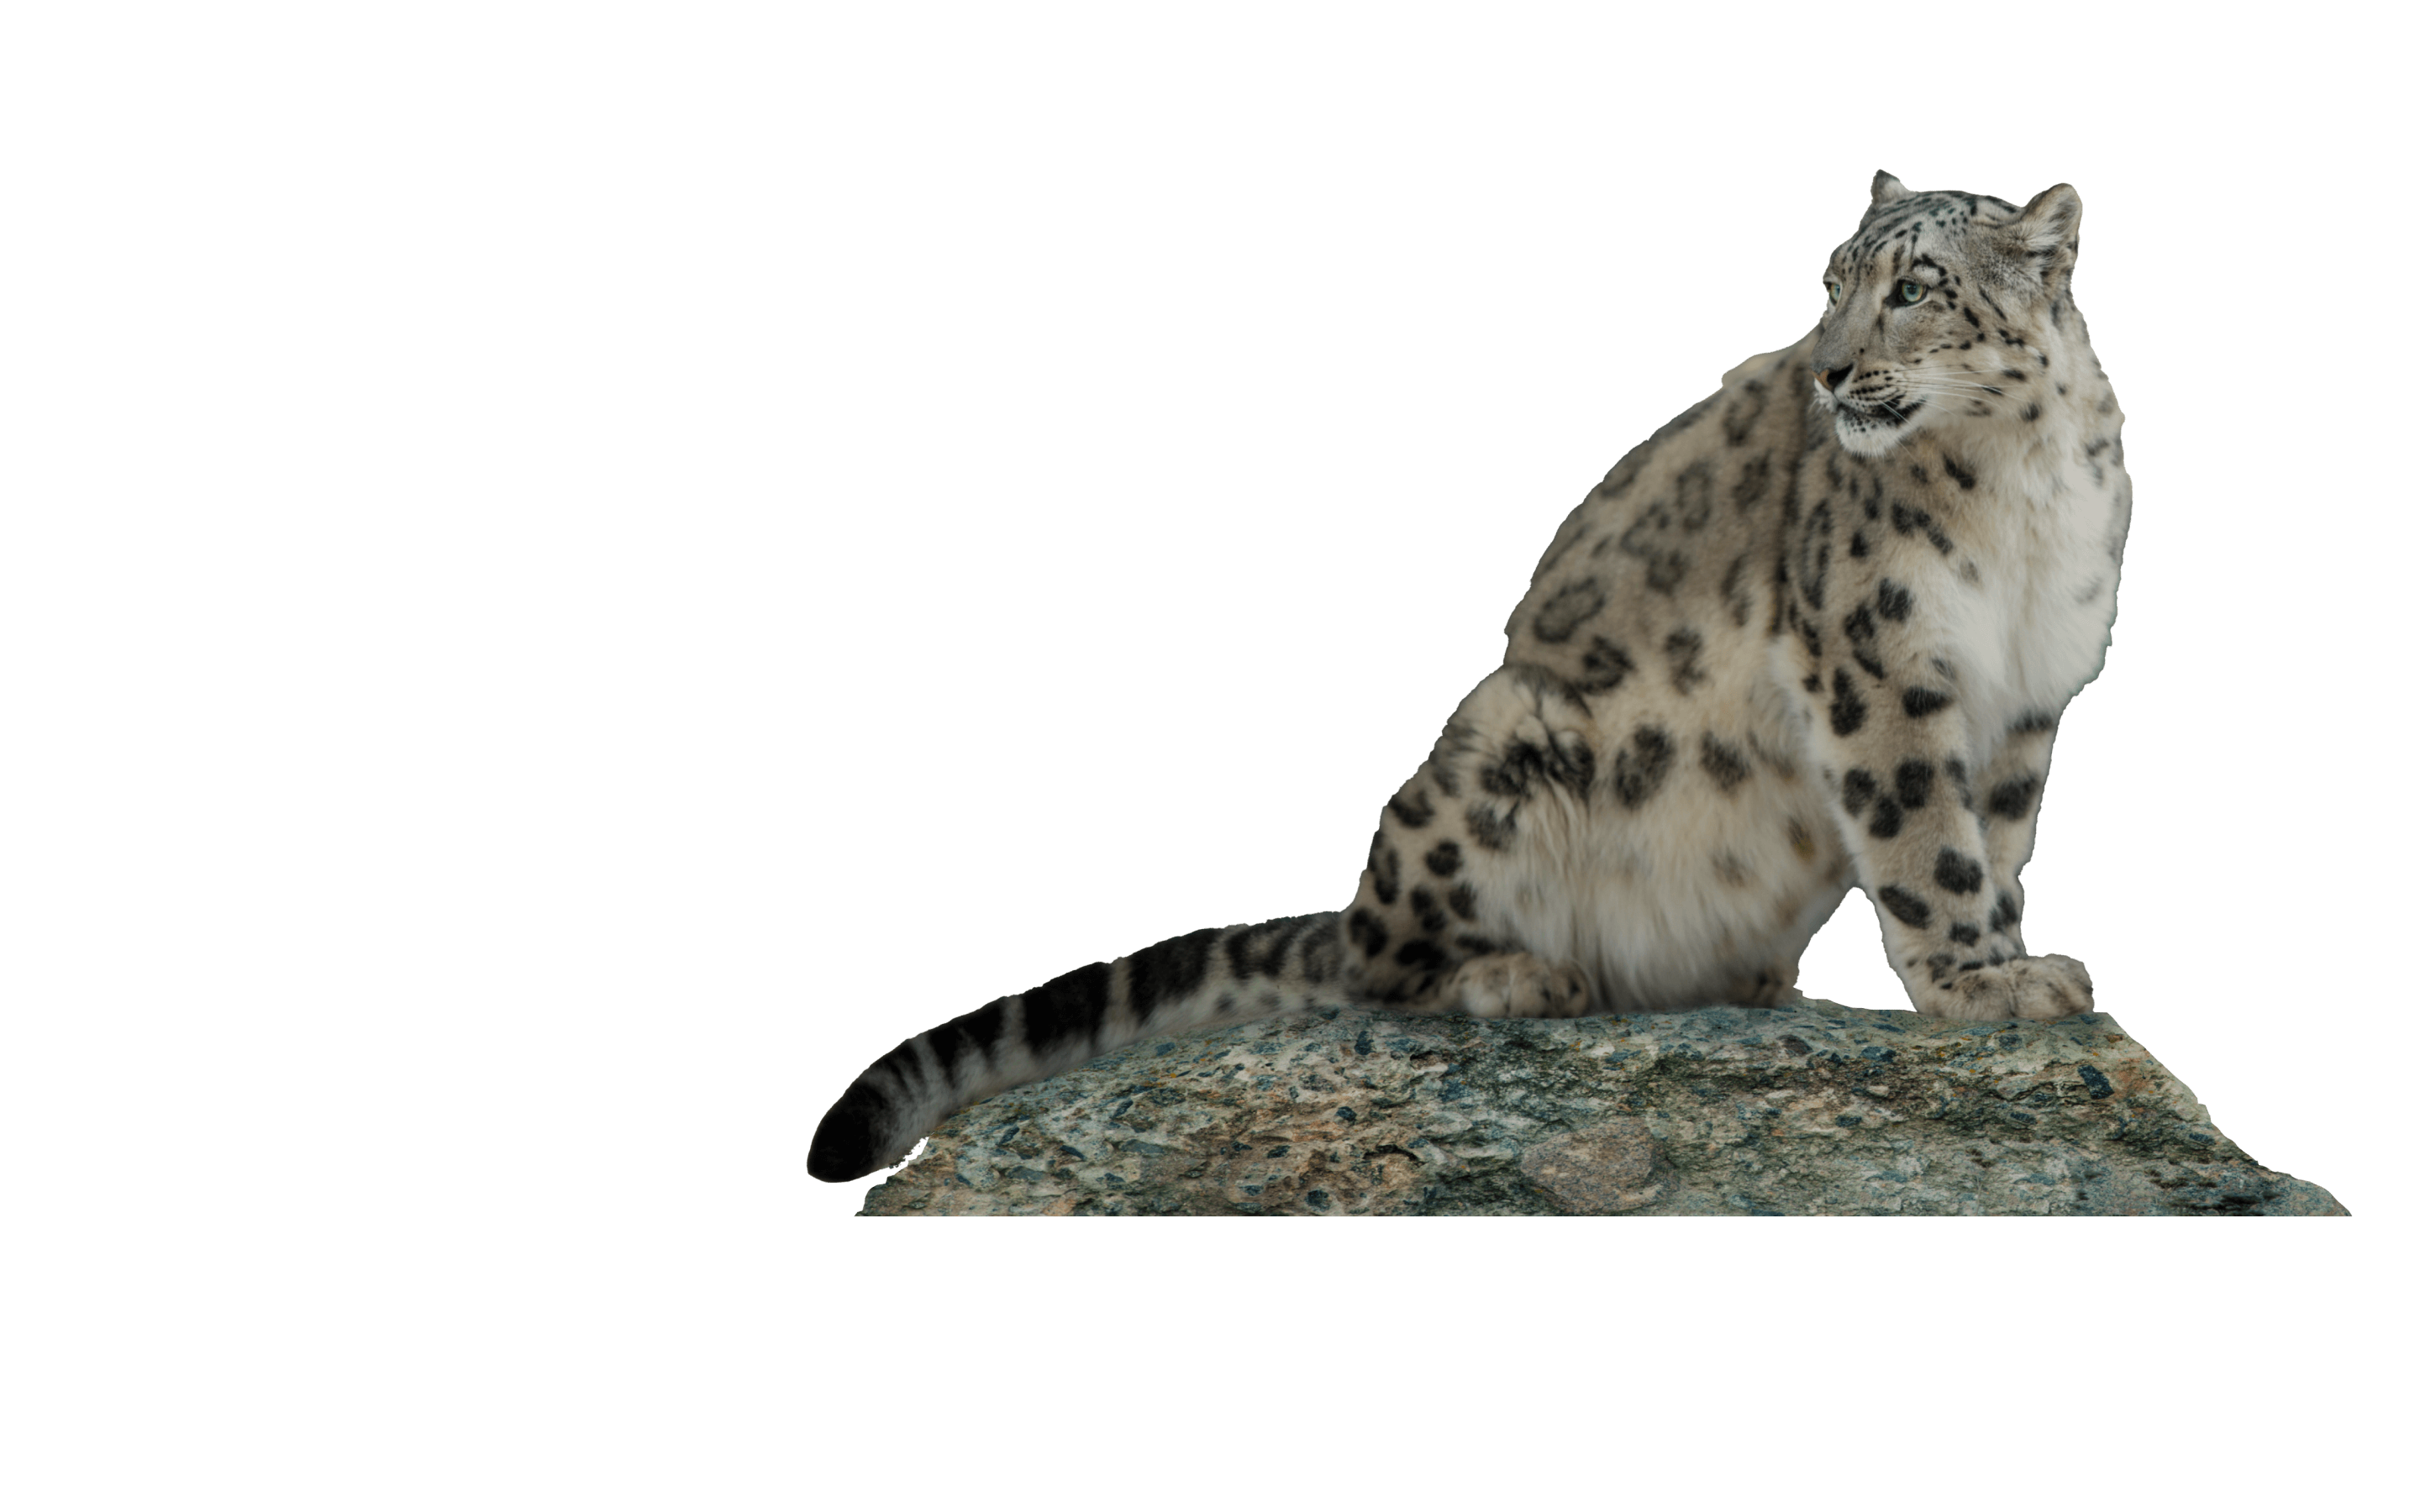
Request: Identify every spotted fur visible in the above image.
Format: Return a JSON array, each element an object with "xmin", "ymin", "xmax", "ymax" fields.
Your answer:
[{"xmin": 809, "ymin": 174, "xmax": 2128, "ymax": 1183}]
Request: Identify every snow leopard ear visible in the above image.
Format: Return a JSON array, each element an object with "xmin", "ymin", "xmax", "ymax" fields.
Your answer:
[
  {"xmin": 1870, "ymin": 171, "xmax": 1910, "ymax": 206},
  {"xmin": 2008, "ymin": 182, "xmax": 2083, "ymax": 282}
]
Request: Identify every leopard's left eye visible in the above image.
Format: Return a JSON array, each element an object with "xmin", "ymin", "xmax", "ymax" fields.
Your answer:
[{"xmin": 1897, "ymin": 281, "xmax": 1927, "ymax": 306}]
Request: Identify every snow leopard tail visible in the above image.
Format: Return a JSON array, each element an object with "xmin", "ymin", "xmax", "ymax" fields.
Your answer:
[{"xmin": 808, "ymin": 911, "xmax": 1348, "ymax": 1182}]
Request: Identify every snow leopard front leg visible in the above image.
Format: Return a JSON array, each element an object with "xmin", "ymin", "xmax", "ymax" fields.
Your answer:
[
  {"xmin": 1791, "ymin": 622, "xmax": 2092, "ymax": 1024},
  {"xmin": 1970, "ymin": 713, "xmax": 2060, "ymax": 957}
]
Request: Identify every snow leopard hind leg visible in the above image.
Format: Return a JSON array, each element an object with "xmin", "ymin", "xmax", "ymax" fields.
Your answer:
[
  {"xmin": 1335, "ymin": 670, "xmax": 1594, "ymax": 1022},
  {"xmin": 1339, "ymin": 659, "xmax": 1856, "ymax": 1022}
]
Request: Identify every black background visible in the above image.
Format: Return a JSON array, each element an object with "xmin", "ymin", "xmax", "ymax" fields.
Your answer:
[{"xmin": 808, "ymin": 138, "xmax": 2342, "ymax": 1214}]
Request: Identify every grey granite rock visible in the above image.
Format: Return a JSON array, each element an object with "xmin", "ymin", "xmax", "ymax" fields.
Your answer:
[{"xmin": 856, "ymin": 1000, "xmax": 2346, "ymax": 1216}]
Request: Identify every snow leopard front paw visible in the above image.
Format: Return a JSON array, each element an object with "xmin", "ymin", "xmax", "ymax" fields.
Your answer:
[
  {"xmin": 1923, "ymin": 953, "xmax": 2094, "ymax": 1023},
  {"xmin": 1448, "ymin": 953, "xmax": 1591, "ymax": 1019}
]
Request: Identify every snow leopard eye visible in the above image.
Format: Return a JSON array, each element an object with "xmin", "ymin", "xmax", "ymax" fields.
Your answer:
[
  {"xmin": 1896, "ymin": 280, "xmax": 1927, "ymax": 307},
  {"xmin": 1826, "ymin": 282, "xmax": 1841, "ymax": 307}
]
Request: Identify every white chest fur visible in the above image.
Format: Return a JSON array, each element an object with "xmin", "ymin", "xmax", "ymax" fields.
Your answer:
[{"xmin": 1931, "ymin": 422, "xmax": 2128, "ymax": 763}]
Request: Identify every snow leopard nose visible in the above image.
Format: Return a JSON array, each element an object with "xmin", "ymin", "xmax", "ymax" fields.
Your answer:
[{"xmin": 1818, "ymin": 365, "xmax": 1854, "ymax": 392}]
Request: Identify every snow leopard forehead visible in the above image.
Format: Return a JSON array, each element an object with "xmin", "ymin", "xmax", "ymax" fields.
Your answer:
[{"xmin": 1830, "ymin": 183, "xmax": 2026, "ymax": 276}]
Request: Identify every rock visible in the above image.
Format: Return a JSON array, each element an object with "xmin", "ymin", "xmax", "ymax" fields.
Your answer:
[{"xmin": 855, "ymin": 1000, "xmax": 2347, "ymax": 1216}]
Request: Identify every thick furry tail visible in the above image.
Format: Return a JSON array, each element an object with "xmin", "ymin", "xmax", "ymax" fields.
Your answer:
[{"xmin": 808, "ymin": 912, "xmax": 1346, "ymax": 1182}]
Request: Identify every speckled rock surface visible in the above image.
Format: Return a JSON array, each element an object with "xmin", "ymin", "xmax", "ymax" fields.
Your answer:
[{"xmin": 856, "ymin": 1000, "xmax": 2346, "ymax": 1215}]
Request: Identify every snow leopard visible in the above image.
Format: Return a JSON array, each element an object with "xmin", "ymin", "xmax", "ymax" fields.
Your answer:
[{"xmin": 810, "ymin": 172, "xmax": 2128, "ymax": 1184}]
